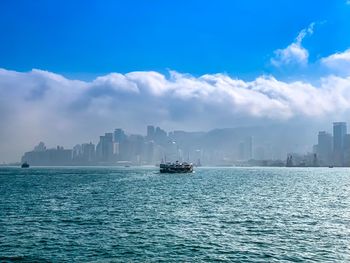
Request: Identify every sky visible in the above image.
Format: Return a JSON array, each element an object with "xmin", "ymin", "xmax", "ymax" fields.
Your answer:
[{"xmin": 1, "ymin": 0, "xmax": 350, "ymax": 162}]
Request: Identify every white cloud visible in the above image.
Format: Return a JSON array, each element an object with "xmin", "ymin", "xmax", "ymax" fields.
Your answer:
[
  {"xmin": 271, "ymin": 23, "xmax": 315, "ymax": 67},
  {"xmin": 321, "ymin": 49, "xmax": 350, "ymax": 74},
  {"xmin": 2, "ymin": 68, "xmax": 350, "ymax": 161}
]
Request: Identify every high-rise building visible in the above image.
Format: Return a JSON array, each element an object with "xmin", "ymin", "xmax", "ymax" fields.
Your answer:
[
  {"xmin": 22, "ymin": 145, "xmax": 72, "ymax": 166},
  {"xmin": 333, "ymin": 122, "xmax": 347, "ymax": 166},
  {"xmin": 34, "ymin": 142, "xmax": 46, "ymax": 152},
  {"xmin": 72, "ymin": 144, "xmax": 82, "ymax": 160},
  {"xmin": 245, "ymin": 136, "xmax": 253, "ymax": 160},
  {"xmin": 164, "ymin": 141, "xmax": 178, "ymax": 162},
  {"xmin": 113, "ymin": 129, "xmax": 128, "ymax": 160},
  {"xmin": 254, "ymin": 146, "xmax": 265, "ymax": 161},
  {"xmin": 317, "ymin": 131, "xmax": 332, "ymax": 165},
  {"xmin": 105, "ymin": 133, "xmax": 114, "ymax": 161},
  {"xmin": 238, "ymin": 141, "xmax": 245, "ymax": 160},
  {"xmin": 154, "ymin": 127, "xmax": 167, "ymax": 143},
  {"xmin": 114, "ymin": 128, "xmax": 127, "ymax": 143},
  {"xmin": 97, "ymin": 133, "xmax": 114, "ymax": 162},
  {"xmin": 144, "ymin": 141, "xmax": 155, "ymax": 164},
  {"xmin": 147, "ymin": 125, "xmax": 155, "ymax": 140},
  {"xmin": 128, "ymin": 134, "xmax": 144, "ymax": 163},
  {"xmin": 82, "ymin": 142, "xmax": 95, "ymax": 162},
  {"xmin": 237, "ymin": 137, "xmax": 253, "ymax": 161},
  {"xmin": 344, "ymin": 134, "xmax": 350, "ymax": 166}
]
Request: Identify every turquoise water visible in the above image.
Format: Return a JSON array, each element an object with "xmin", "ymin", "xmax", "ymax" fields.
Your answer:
[{"xmin": 1, "ymin": 167, "xmax": 350, "ymax": 262}]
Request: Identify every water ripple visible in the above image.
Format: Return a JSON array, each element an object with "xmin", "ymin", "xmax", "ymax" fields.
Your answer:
[{"xmin": 1, "ymin": 167, "xmax": 350, "ymax": 262}]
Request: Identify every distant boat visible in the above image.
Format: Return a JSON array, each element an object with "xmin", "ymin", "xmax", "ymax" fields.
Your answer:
[
  {"xmin": 21, "ymin": 162, "xmax": 30, "ymax": 168},
  {"xmin": 160, "ymin": 161, "xmax": 193, "ymax": 173},
  {"xmin": 328, "ymin": 165, "xmax": 334, "ymax": 168}
]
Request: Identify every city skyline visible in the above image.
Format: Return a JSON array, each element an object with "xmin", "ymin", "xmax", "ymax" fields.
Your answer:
[{"xmin": 16, "ymin": 121, "xmax": 350, "ymax": 167}]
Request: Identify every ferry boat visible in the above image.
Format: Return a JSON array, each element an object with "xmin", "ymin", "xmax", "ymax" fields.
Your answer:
[
  {"xmin": 21, "ymin": 162, "xmax": 30, "ymax": 168},
  {"xmin": 160, "ymin": 161, "xmax": 193, "ymax": 173}
]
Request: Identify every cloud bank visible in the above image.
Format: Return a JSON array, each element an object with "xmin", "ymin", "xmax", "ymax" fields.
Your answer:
[{"xmin": 1, "ymin": 67, "xmax": 350, "ymax": 162}]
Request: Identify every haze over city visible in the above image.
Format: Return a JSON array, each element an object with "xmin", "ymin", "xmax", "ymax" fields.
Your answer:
[{"xmin": 1, "ymin": 0, "xmax": 350, "ymax": 162}]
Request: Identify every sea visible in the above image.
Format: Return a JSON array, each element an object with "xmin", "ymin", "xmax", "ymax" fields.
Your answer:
[{"xmin": 1, "ymin": 167, "xmax": 349, "ymax": 262}]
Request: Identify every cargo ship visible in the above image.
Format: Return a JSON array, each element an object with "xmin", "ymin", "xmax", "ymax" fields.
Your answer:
[{"xmin": 160, "ymin": 161, "xmax": 193, "ymax": 173}]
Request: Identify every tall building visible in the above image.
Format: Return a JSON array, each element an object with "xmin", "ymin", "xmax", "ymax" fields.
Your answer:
[
  {"xmin": 82, "ymin": 142, "xmax": 95, "ymax": 163},
  {"xmin": 128, "ymin": 135, "xmax": 144, "ymax": 163},
  {"xmin": 72, "ymin": 144, "xmax": 82, "ymax": 160},
  {"xmin": 344, "ymin": 134, "xmax": 350, "ymax": 166},
  {"xmin": 22, "ymin": 145, "xmax": 72, "ymax": 165},
  {"xmin": 333, "ymin": 122, "xmax": 347, "ymax": 166},
  {"xmin": 238, "ymin": 141, "xmax": 245, "ymax": 160},
  {"xmin": 96, "ymin": 133, "xmax": 114, "ymax": 162},
  {"xmin": 144, "ymin": 141, "xmax": 155, "ymax": 164},
  {"xmin": 245, "ymin": 136, "xmax": 253, "ymax": 160},
  {"xmin": 254, "ymin": 146, "xmax": 265, "ymax": 161},
  {"xmin": 34, "ymin": 142, "xmax": 46, "ymax": 152},
  {"xmin": 147, "ymin": 125, "xmax": 155, "ymax": 140},
  {"xmin": 317, "ymin": 131, "xmax": 332, "ymax": 165},
  {"xmin": 237, "ymin": 137, "xmax": 253, "ymax": 161},
  {"xmin": 114, "ymin": 128, "xmax": 127, "ymax": 143},
  {"xmin": 165, "ymin": 141, "xmax": 178, "ymax": 162},
  {"xmin": 105, "ymin": 133, "xmax": 114, "ymax": 161},
  {"xmin": 154, "ymin": 127, "xmax": 167, "ymax": 143}
]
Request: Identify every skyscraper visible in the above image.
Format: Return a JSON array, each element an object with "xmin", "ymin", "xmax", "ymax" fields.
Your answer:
[
  {"xmin": 154, "ymin": 127, "xmax": 167, "ymax": 143},
  {"xmin": 238, "ymin": 141, "xmax": 245, "ymax": 160},
  {"xmin": 82, "ymin": 142, "xmax": 95, "ymax": 162},
  {"xmin": 333, "ymin": 122, "xmax": 347, "ymax": 166},
  {"xmin": 245, "ymin": 136, "xmax": 253, "ymax": 160},
  {"xmin": 97, "ymin": 133, "xmax": 114, "ymax": 162},
  {"xmin": 147, "ymin": 125, "xmax": 155, "ymax": 140},
  {"xmin": 343, "ymin": 134, "xmax": 350, "ymax": 166},
  {"xmin": 317, "ymin": 131, "xmax": 332, "ymax": 165},
  {"xmin": 114, "ymin": 128, "xmax": 126, "ymax": 143},
  {"xmin": 34, "ymin": 142, "xmax": 46, "ymax": 152}
]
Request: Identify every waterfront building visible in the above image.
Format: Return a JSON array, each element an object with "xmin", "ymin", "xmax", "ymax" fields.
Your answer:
[
  {"xmin": 82, "ymin": 142, "xmax": 95, "ymax": 163},
  {"xmin": 147, "ymin": 125, "xmax": 155, "ymax": 140},
  {"xmin": 333, "ymin": 122, "xmax": 347, "ymax": 166},
  {"xmin": 154, "ymin": 127, "xmax": 167, "ymax": 143},
  {"xmin": 238, "ymin": 141, "xmax": 245, "ymax": 160},
  {"xmin": 34, "ymin": 142, "xmax": 46, "ymax": 152},
  {"xmin": 245, "ymin": 136, "xmax": 253, "ymax": 160},
  {"xmin": 96, "ymin": 133, "xmax": 114, "ymax": 162},
  {"xmin": 317, "ymin": 131, "xmax": 333, "ymax": 166},
  {"xmin": 22, "ymin": 145, "xmax": 72, "ymax": 165},
  {"xmin": 144, "ymin": 141, "xmax": 155, "ymax": 164},
  {"xmin": 114, "ymin": 128, "xmax": 127, "ymax": 143},
  {"xmin": 72, "ymin": 144, "xmax": 82, "ymax": 160},
  {"xmin": 343, "ymin": 134, "xmax": 350, "ymax": 166}
]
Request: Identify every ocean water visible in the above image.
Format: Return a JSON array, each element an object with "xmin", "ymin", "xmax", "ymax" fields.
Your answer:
[{"xmin": 1, "ymin": 167, "xmax": 350, "ymax": 262}]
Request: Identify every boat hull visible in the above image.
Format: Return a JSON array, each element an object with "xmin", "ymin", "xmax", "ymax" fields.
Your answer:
[
  {"xmin": 159, "ymin": 163, "xmax": 193, "ymax": 173},
  {"xmin": 160, "ymin": 168, "xmax": 193, "ymax": 173}
]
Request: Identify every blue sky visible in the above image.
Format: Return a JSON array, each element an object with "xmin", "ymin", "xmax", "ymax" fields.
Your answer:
[{"xmin": 1, "ymin": 0, "xmax": 350, "ymax": 79}]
